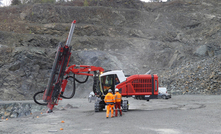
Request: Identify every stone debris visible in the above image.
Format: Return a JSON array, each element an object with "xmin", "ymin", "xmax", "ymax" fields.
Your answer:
[
  {"xmin": 48, "ymin": 130, "xmax": 58, "ymax": 132},
  {"xmin": 0, "ymin": 102, "xmax": 46, "ymax": 119},
  {"xmin": 159, "ymin": 55, "xmax": 221, "ymax": 95},
  {"xmin": 64, "ymin": 104, "xmax": 78, "ymax": 109}
]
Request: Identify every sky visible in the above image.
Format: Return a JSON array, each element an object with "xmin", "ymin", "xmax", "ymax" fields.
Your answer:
[{"xmin": 1, "ymin": 0, "xmax": 11, "ymax": 6}]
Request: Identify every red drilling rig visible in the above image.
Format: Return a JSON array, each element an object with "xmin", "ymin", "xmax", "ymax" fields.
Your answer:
[{"xmin": 33, "ymin": 20, "xmax": 158, "ymax": 113}]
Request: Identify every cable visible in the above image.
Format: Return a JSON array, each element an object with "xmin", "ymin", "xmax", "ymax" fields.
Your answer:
[{"xmin": 33, "ymin": 90, "xmax": 48, "ymax": 105}]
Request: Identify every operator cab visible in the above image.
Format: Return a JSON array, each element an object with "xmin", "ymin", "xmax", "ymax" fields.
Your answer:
[
  {"xmin": 100, "ymin": 70, "xmax": 126, "ymax": 95},
  {"xmin": 100, "ymin": 74, "xmax": 119, "ymax": 95}
]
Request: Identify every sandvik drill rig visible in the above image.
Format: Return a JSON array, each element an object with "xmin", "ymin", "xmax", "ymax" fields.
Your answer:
[{"xmin": 33, "ymin": 20, "xmax": 159, "ymax": 113}]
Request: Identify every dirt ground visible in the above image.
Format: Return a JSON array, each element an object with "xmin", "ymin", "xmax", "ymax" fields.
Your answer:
[{"xmin": 1, "ymin": 95, "xmax": 221, "ymax": 134}]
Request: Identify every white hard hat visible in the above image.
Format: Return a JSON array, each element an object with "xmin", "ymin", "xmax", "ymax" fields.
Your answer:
[
  {"xmin": 115, "ymin": 88, "xmax": 119, "ymax": 92},
  {"xmin": 108, "ymin": 89, "xmax": 112, "ymax": 92}
]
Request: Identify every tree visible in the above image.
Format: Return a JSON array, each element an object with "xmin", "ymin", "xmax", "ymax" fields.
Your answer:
[
  {"xmin": 11, "ymin": 0, "xmax": 22, "ymax": 5},
  {"xmin": 84, "ymin": 0, "xmax": 88, "ymax": 6}
]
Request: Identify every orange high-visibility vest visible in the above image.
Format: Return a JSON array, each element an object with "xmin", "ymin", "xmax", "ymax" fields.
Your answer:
[
  {"xmin": 115, "ymin": 92, "xmax": 122, "ymax": 102},
  {"xmin": 104, "ymin": 93, "xmax": 115, "ymax": 104}
]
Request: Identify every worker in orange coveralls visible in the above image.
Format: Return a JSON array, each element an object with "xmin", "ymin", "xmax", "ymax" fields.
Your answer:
[
  {"xmin": 104, "ymin": 89, "xmax": 115, "ymax": 118},
  {"xmin": 114, "ymin": 88, "xmax": 122, "ymax": 117}
]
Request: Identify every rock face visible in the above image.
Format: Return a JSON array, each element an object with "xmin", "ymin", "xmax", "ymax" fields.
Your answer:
[{"xmin": 0, "ymin": 0, "xmax": 220, "ymax": 100}]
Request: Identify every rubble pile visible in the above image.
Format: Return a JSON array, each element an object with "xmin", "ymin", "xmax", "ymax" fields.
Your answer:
[
  {"xmin": 160, "ymin": 55, "xmax": 221, "ymax": 95},
  {"xmin": 0, "ymin": 102, "xmax": 46, "ymax": 119}
]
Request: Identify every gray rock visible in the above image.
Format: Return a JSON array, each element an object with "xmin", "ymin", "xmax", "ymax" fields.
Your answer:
[
  {"xmin": 194, "ymin": 45, "xmax": 208, "ymax": 56},
  {"xmin": 9, "ymin": 62, "xmax": 20, "ymax": 71},
  {"xmin": 10, "ymin": 112, "xmax": 18, "ymax": 118}
]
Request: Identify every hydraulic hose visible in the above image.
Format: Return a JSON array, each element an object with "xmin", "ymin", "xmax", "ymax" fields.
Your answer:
[
  {"xmin": 33, "ymin": 90, "xmax": 48, "ymax": 105},
  {"xmin": 33, "ymin": 71, "xmax": 90, "ymax": 102},
  {"xmin": 60, "ymin": 72, "xmax": 90, "ymax": 99}
]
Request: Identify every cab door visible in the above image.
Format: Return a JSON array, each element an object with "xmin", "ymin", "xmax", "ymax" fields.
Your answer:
[{"xmin": 100, "ymin": 74, "xmax": 119, "ymax": 95}]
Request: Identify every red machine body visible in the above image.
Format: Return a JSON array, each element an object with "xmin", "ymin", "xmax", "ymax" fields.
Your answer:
[{"xmin": 116, "ymin": 74, "xmax": 158, "ymax": 97}]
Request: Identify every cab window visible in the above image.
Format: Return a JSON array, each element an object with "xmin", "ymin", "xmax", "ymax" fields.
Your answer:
[
  {"xmin": 101, "ymin": 76, "xmax": 113, "ymax": 94},
  {"xmin": 101, "ymin": 74, "xmax": 120, "ymax": 94}
]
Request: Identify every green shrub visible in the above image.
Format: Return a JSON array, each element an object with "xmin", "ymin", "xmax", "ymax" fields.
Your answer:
[{"xmin": 84, "ymin": 0, "xmax": 89, "ymax": 6}]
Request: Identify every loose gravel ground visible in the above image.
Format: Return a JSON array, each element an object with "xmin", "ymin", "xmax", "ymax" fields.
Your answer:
[{"xmin": 0, "ymin": 95, "xmax": 221, "ymax": 134}]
